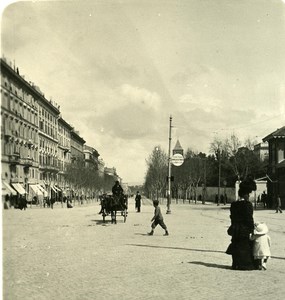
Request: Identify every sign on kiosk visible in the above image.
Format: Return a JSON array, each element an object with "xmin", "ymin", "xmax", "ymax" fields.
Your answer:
[{"xmin": 171, "ymin": 153, "xmax": 184, "ymax": 166}]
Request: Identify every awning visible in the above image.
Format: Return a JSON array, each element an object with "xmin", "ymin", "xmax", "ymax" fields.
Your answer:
[
  {"xmin": 29, "ymin": 184, "xmax": 43, "ymax": 196},
  {"xmin": 51, "ymin": 186, "xmax": 57, "ymax": 193},
  {"xmin": 54, "ymin": 186, "xmax": 61, "ymax": 192},
  {"xmin": 11, "ymin": 183, "xmax": 26, "ymax": 195},
  {"xmin": 2, "ymin": 181, "xmax": 17, "ymax": 196},
  {"xmin": 37, "ymin": 185, "xmax": 48, "ymax": 197}
]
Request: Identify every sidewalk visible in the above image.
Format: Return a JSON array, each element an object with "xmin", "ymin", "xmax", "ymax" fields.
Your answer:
[{"xmin": 2, "ymin": 198, "xmax": 285, "ymax": 300}]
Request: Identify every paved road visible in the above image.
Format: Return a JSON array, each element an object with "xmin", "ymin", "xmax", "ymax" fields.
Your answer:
[{"xmin": 2, "ymin": 197, "xmax": 285, "ymax": 300}]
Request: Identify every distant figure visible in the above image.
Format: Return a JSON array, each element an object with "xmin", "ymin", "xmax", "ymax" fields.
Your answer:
[
  {"xmin": 275, "ymin": 195, "xmax": 282, "ymax": 213},
  {"xmin": 261, "ymin": 191, "xmax": 267, "ymax": 209},
  {"xmin": 135, "ymin": 191, "xmax": 141, "ymax": 212},
  {"xmin": 148, "ymin": 200, "xmax": 169, "ymax": 236},
  {"xmin": 215, "ymin": 194, "xmax": 219, "ymax": 204},
  {"xmin": 250, "ymin": 222, "xmax": 271, "ymax": 270},
  {"xmin": 4, "ymin": 194, "xmax": 9, "ymax": 209},
  {"xmin": 220, "ymin": 194, "xmax": 224, "ymax": 205},
  {"xmin": 50, "ymin": 197, "xmax": 55, "ymax": 209},
  {"xmin": 67, "ymin": 197, "xmax": 73, "ymax": 208},
  {"xmin": 18, "ymin": 195, "xmax": 27, "ymax": 210},
  {"xmin": 112, "ymin": 181, "xmax": 123, "ymax": 197},
  {"xmin": 224, "ymin": 193, "xmax": 228, "ymax": 205}
]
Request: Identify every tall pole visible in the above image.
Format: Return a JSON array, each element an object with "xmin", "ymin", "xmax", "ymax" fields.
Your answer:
[
  {"xmin": 217, "ymin": 150, "xmax": 221, "ymax": 206},
  {"xmin": 167, "ymin": 115, "xmax": 172, "ymax": 214}
]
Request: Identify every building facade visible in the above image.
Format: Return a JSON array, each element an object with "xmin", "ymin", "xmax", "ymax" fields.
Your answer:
[
  {"xmin": 1, "ymin": 57, "xmax": 108, "ymax": 206},
  {"xmin": 254, "ymin": 142, "xmax": 269, "ymax": 162},
  {"xmin": 1, "ymin": 57, "xmax": 41, "ymax": 202},
  {"xmin": 263, "ymin": 126, "xmax": 285, "ymax": 208}
]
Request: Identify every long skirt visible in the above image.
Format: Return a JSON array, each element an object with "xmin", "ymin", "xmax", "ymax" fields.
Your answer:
[{"xmin": 227, "ymin": 238, "xmax": 254, "ymax": 270}]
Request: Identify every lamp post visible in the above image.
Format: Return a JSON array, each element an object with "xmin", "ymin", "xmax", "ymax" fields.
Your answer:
[
  {"xmin": 217, "ymin": 149, "xmax": 221, "ymax": 206},
  {"xmin": 166, "ymin": 115, "xmax": 172, "ymax": 214}
]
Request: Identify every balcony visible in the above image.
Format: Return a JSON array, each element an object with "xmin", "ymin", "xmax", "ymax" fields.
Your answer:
[
  {"xmin": 4, "ymin": 129, "xmax": 13, "ymax": 141},
  {"xmin": 9, "ymin": 153, "xmax": 20, "ymax": 165},
  {"xmin": 22, "ymin": 157, "xmax": 33, "ymax": 168},
  {"xmin": 39, "ymin": 164, "xmax": 60, "ymax": 173}
]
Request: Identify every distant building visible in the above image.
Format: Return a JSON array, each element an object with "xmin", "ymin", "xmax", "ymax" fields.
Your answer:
[
  {"xmin": 254, "ymin": 142, "xmax": 269, "ymax": 161},
  {"xmin": 1, "ymin": 56, "xmax": 121, "ymax": 203},
  {"xmin": 173, "ymin": 140, "xmax": 184, "ymax": 156},
  {"xmin": 1, "ymin": 57, "xmax": 43, "ymax": 199},
  {"xmin": 84, "ymin": 145, "xmax": 99, "ymax": 169},
  {"xmin": 70, "ymin": 130, "xmax": 85, "ymax": 162},
  {"xmin": 58, "ymin": 117, "xmax": 72, "ymax": 190},
  {"xmin": 263, "ymin": 126, "xmax": 285, "ymax": 208}
]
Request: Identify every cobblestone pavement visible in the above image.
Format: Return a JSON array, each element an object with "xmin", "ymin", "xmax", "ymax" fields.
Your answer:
[{"xmin": 2, "ymin": 198, "xmax": 285, "ymax": 300}]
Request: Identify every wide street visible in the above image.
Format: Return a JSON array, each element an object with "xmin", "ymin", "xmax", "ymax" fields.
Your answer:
[{"xmin": 2, "ymin": 197, "xmax": 285, "ymax": 300}]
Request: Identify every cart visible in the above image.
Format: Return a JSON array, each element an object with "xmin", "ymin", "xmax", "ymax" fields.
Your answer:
[{"xmin": 100, "ymin": 194, "xmax": 128, "ymax": 224}]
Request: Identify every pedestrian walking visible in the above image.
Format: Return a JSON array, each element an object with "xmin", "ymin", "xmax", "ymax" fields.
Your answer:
[
  {"xmin": 148, "ymin": 200, "xmax": 169, "ymax": 236},
  {"xmin": 250, "ymin": 222, "xmax": 271, "ymax": 270},
  {"xmin": 226, "ymin": 176, "xmax": 256, "ymax": 270},
  {"xmin": 275, "ymin": 195, "xmax": 283, "ymax": 213},
  {"xmin": 135, "ymin": 191, "xmax": 141, "ymax": 212}
]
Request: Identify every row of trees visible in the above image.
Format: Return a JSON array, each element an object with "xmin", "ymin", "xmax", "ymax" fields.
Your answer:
[
  {"xmin": 144, "ymin": 134, "xmax": 268, "ymax": 201},
  {"xmin": 64, "ymin": 157, "xmax": 115, "ymax": 197}
]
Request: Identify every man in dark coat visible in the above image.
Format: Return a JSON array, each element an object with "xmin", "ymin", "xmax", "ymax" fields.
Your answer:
[
  {"xmin": 135, "ymin": 191, "xmax": 142, "ymax": 212},
  {"xmin": 112, "ymin": 181, "xmax": 123, "ymax": 197}
]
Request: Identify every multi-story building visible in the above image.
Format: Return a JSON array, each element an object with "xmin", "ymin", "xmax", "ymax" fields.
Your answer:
[
  {"xmin": 70, "ymin": 130, "xmax": 85, "ymax": 161},
  {"xmin": 97, "ymin": 158, "xmax": 105, "ymax": 177},
  {"xmin": 1, "ymin": 57, "xmax": 118, "ymax": 205},
  {"xmin": 263, "ymin": 126, "xmax": 285, "ymax": 208},
  {"xmin": 1, "ymin": 57, "xmax": 41, "ymax": 202},
  {"xmin": 84, "ymin": 144, "xmax": 99, "ymax": 169},
  {"xmin": 58, "ymin": 117, "xmax": 72, "ymax": 191},
  {"xmin": 36, "ymin": 86, "xmax": 61, "ymax": 198}
]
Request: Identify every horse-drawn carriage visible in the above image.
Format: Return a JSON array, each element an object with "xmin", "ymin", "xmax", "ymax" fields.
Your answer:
[{"xmin": 99, "ymin": 194, "xmax": 128, "ymax": 224}]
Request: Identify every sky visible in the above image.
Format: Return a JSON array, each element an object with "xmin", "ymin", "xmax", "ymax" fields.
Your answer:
[{"xmin": 1, "ymin": 0, "xmax": 285, "ymax": 185}]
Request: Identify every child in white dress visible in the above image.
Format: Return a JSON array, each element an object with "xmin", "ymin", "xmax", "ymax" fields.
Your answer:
[{"xmin": 250, "ymin": 222, "xmax": 271, "ymax": 270}]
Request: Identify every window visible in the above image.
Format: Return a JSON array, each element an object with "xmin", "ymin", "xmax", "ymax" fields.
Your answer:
[{"xmin": 277, "ymin": 142, "xmax": 285, "ymax": 163}]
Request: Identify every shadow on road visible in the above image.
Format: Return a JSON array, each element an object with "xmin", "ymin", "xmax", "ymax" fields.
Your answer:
[
  {"xmin": 128, "ymin": 243, "xmax": 225, "ymax": 254},
  {"xmin": 134, "ymin": 233, "xmax": 150, "ymax": 236},
  {"xmin": 91, "ymin": 219, "xmax": 114, "ymax": 225},
  {"xmin": 189, "ymin": 261, "xmax": 232, "ymax": 270},
  {"xmin": 271, "ymin": 256, "xmax": 285, "ymax": 260}
]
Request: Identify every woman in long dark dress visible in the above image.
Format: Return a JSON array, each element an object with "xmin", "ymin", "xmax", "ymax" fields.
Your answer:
[{"xmin": 228, "ymin": 177, "xmax": 256, "ymax": 270}]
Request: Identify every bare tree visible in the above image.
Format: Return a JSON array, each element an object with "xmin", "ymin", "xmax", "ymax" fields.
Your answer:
[{"xmin": 144, "ymin": 146, "xmax": 168, "ymax": 201}]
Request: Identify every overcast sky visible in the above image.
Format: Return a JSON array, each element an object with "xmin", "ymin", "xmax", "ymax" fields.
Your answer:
[{"xmin": 1, "ymin": 0, "xmax": 285, "ymax": 184}]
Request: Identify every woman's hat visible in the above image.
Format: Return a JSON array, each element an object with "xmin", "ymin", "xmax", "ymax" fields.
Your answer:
[{"xmin": 254, "ymin": 222, "xmax": 268, "ymax": 235}]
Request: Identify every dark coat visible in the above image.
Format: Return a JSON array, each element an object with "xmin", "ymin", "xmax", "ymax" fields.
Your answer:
[
  {"xmin": 228, "ymin": 200, "xmax": 255, "ymax": 270},
  {"xmin": 135, "ymin": 194, "xmax": 141, "ymax": 207},
  {"xmin": 112, "ymin": 184, "xmax": 123, "ymax": 196}
]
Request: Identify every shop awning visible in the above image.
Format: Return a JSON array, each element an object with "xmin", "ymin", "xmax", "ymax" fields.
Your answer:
[
  {"xmin": 53, "ymin": 186, "xmax": 61, "ymax": 192},
  {"xmin": 29, "ymin": 184, "xmax": 43, "ymax": 196},
  {"xmin": 37, "ymin": 185, "xmax": 48, "ymax": 197},
  {"xmin": 2, "ymin": 181, "xmax": 17, "ymax": 196},
  {"xmin": 51, "ymin": 186, "xmax": 57, "ymax": 193},
  {"xmin": 11, "ymin": 183, "xmax": 26, "ymax": 195}
]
